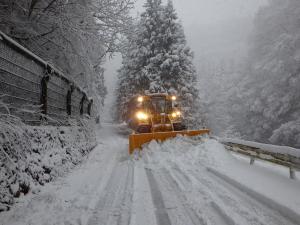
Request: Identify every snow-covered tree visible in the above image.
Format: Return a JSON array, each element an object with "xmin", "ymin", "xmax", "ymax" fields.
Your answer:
[
  {"xmin": 115, "ymin": 0, "xmax": 204, "ymax": 127},
  {"xmin": 228, "ymin": 0, "xmax": 300, "ymax": 147},
  {"xmin": 197, "ymin": 58, "xmax": 245, "ymax": 137},
  {"xmin": 0, "ymin": 0, "xmax": 134, "ymax": 115}
]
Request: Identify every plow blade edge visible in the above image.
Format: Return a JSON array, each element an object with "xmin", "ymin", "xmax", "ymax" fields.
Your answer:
[{"xmin": 129, "ymin": 129, "xmax": 210, "ymax": 154}]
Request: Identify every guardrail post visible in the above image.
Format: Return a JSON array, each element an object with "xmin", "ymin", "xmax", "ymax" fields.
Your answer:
[
  {"xmin": 289, "ymin": 167, "xmax": 296, "ymax": 179},
  {"xmin": 87, "ymin": 99, "xmax": 93, "ymax": 116},
  {"xmin": 66, "ymin": 84, "xmax": 74, "ymax": 116},
  {"xmin": 250, "ymin": 156, "xmax": 255, "ymax": 165},
  {"xmin": 80, "ymin": 94, "xmax": 86, "ymax": 115}
]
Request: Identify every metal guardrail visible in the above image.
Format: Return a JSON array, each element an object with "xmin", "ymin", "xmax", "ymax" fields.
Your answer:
[
  {"xmin": 0, "ymin": 31, "xmax": 93, "ymax": 125},
  {"xmin": 221, "ymin": 141, "xmax": 300, "ymax": 179}
]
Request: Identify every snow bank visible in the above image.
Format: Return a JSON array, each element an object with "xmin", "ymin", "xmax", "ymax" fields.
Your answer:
[
  {"xmin": 0, "ymin": 117, "xmax": 96, "ymax": 212},
  {"xmin": 207, "ymin": 167, "xmax": 300, "ymax": 225},
  {"xmin": 142, "ymin": 136, "xmax": 232, "ymax": 170},
  {"xmin": 220, "ymin": 138, "xmax": 300, "ymax": 158},
  {"xmin": 141, "ymin": 136, "xmax": 300, "ymax": 222}
]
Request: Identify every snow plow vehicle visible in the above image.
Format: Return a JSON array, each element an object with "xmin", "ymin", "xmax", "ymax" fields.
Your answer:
[{"xmin": 128, "ymin": 94, "xmax": 210, "ymax": 154}]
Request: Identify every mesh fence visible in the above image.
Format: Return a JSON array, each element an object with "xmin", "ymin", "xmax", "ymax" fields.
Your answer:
[{"xmin": 0, "ymin": 31, "xmax": 93, "ymax": 125}]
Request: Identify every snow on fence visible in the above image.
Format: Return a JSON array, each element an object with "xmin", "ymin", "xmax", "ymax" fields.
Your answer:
[
  {"xmin": 0, "ymin": 31, "xmax": 93, "ymax": 125},
  {"xmin": 219, "ymin": 138, "xmax": 300, "ymax": 179}
]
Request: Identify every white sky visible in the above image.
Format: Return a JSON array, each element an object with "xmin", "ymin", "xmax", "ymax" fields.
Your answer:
[
  {"xmin": 134, "ymin": 0, "xmax": 264, "ymax": 25},
  {"xmin": 103, "ymin": 0, "xmax": 267, "ymax": 120}
]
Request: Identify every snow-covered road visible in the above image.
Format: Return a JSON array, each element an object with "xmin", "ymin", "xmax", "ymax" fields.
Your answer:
[{"xmin": 1, "ymin": 123, "xmax": 300, "ymax": 225}]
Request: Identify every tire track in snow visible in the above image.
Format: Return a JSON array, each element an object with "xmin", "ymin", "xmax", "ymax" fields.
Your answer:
[
  {"xmin": 159, "ymin": 148, "xmax": 298, "ymax": 225},
  {"xmin": 147, "ymin": 168, "xmax": 204, "ymax": 225},
  {"xmin": 206, "ymin": 168, "xmax": 300, "ymax": 225},
  {"xmin": 159, "ymin": 165, "xmax": 231, "ymax": 225},
  {"xmin": 145, "ymin": 169, "xmax": 172, "ymax": 225},
  {"xmin": 168, "ymin": 166, "xmax": 235, "ymax": 225},
  {"xmin": 0, "ymin": 124, "xmax": 132, "ymax": 225},
  {"xmin": 0, "ymin": 140, "xmax": 122, "ymax": 225},
  {"xmin": 138, "ymin": 136, "xmax": 299, "ymax": 225},
  {"xmin": 116, "ymin": 161, "xmax": 134, "ymax": 225},
  {"xmin": 86, "ymin": 160, "xmax": 134, "ymax": 225},
  {"xmin": 187, "ymin": 167, "xmax": 297, "ymax": 225},
  {"xmin": 129, "ymin": 162, "xmax": 157, "ymax": 225},
  {"xmin": 77, "ymin": 145, "xmax": 121, "ymax": 225},
  {"xmin": 161, "ymin": 159, "xmax": 297, "ymax": 225}
]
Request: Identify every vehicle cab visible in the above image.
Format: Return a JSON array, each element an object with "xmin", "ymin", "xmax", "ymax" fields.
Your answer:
[{"xmin": 128, "ymin": 94, "xmax": 186, "ymax": 133}]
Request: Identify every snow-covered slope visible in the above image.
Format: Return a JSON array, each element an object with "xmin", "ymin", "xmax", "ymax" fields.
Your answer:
[
  {"xmin": 0, "ymin": 120, "xmax": 96, "ymax": 212},
  {"xmin": 1, "ymin": 124, "xmax": 299, "ymax": 225}
]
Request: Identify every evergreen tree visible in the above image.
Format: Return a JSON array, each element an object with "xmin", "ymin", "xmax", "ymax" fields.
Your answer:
[
  {"xmin": 229, "ymin": 0, "xmax": 300, "ymax": 147},
  {"xmin": 116, "ymin": 0, "xmax": 204, "ymax": 127}
]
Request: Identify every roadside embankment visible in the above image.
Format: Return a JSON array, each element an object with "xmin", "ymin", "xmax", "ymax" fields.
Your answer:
[{"xmin": 0, "ymin": 116, "xmax": 96, "ymax": 211}]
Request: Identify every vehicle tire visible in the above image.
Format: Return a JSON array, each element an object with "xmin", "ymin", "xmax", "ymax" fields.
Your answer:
[
  {"xmin": 173, "ymin": 123, "xmax": 186, "ymax": 131},
  {"xmin": 137, "ymin": 125, "xmax": 152, "ymax": 133}
]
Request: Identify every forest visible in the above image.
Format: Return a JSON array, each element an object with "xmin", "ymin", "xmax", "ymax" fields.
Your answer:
[
  {"xmin": 1, "ymin": 0, "xmax": 299, "ymax": 147},
  {"xmin": 0, "ymin": 0, "xmax": 134, "ymax": 115},
  {"xmin": 197, "ymin": 0, "xmax": 300, "ymax": 148}
]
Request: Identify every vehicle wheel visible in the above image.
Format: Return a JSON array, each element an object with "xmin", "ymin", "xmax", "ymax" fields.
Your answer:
[
  {"xmin": 137, "ymin": 125, "xmax": 152, "ymax": 133},
  {"xmin": 173, "ymin": 123, "xmax": 186, "ymax": 131}
]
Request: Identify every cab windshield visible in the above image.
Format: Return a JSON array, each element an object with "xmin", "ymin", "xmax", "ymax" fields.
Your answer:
[{"xmin": 145, "ymin": 97, "xmax": 172, "ymax": 114}]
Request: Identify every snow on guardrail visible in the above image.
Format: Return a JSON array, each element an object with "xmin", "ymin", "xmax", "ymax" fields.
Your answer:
[
  {"xmin": 217, "ymin": 137, "xmax": 300, "ymax": 179},
  {"xmin": 219, "ymin": 138, "xmax": 300, "ymax": 159}
]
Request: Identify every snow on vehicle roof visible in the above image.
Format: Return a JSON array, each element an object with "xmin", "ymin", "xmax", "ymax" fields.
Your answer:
[{"xmin": 146, "ymin": 93, "xmax": 169, "ymax": 96}]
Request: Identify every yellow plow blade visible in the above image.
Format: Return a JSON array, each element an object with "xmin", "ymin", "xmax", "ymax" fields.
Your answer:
[{"xmin": 129, "ymin": 129, "xmax": 210, "ymax": 154}]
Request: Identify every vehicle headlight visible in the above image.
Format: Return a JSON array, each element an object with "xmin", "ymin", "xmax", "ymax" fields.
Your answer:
[
  {"xmin": 136, "ymin": 111, "xmax": 148, "ymax": 120},
  {"xmin": 137, "ymin": 96, "xmax": 143, "ymax": 102},
  {"xmin": 171, "ymin": 111, "xmax": 181, "ymax": 118}
]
